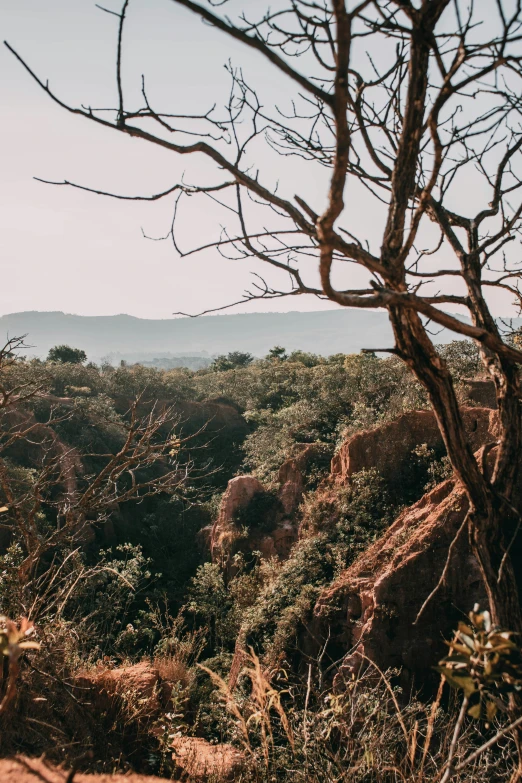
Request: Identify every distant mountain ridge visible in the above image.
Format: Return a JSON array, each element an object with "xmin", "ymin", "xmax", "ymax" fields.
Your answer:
[{"xmin": 1, "ymin": 310, "xmax": 520, "ymax": 364}]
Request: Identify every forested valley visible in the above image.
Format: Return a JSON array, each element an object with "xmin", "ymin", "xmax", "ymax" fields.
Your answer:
[{"xmin": 0, "ymin": 337, "xmax": 520, "ymax": 782}]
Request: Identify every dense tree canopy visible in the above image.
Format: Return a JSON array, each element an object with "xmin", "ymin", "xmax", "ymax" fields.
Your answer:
[{"xmin": 47, "ymin": 344, "xmax": 87, "ymax": 364}]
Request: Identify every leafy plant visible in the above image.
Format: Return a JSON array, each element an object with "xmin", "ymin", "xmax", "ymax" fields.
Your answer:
[
  {"xmin": 438, "ymin": 606, "xmax": 522, "ymax": 721},
  {"xmin": 47, "ymin": 345, "xmax": 87, "ymax": 364},
  {"xmin": 0, "ymin": 616, "xmax": 40, "ymax": 714}
]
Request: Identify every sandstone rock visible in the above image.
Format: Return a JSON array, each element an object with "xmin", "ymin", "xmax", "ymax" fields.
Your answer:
[
  {"xmin": 211, "ymin": 474, "xmax": 300, "ymax": 570},
  {"xmin": 171, "ymin": 737, "xmax": 245, "ymax": 782},
  {"xmin": 210, "ymin": 441, "xmax": 332, "ymax": 569},
  {"xmin": 313, "ymin": 476, "xmax": 488, "ymax": 692},
  {"xmin": 217, "ymin": 476, "xmax": 266, "ymax": 528},
  {"xmin": 331, "ymin": 406, "xmax": 498, "ymax": 486},
  {"xmin": 277, "ymin": 443, "xmax": 324, "ymax": 515},
  {"xmin": 0, "ymin": 756, "xmax": 173, "ymax": 783},
  {"xmin": 210, "ymin": 475, "xmax": 266, "ymax": 565}
]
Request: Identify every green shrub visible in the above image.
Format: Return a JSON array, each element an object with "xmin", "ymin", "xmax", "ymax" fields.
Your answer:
[
  {"xmin": 243, "ymin": 470, "xmax": 394, "ymax": 661},
  {"xmin": 47, "ymin": 345, "xmax": 87, "ymax": 364}
]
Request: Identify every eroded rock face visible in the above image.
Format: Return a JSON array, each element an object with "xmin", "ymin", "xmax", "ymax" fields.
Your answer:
[
  {"xmin": 210, "ymin": 459, "xmax": 313, "ymax": 568},
  {"xmin": 278, "ymin": 443, "xmax": 324, "ymax": 515},
  {"xmin": 218, "ymin": 476, "xmax": 266, "ymax": 529},
  {"xmin": 312, "ymin": 476, "xmax": 487, "ymax": 692},
  {"xmin": 331, "ymin": 407, "xmax": 498, "ymax": 485},
  {"xmin": 210, "ymin": 475, "xmax": 266, "ymax": 565}
]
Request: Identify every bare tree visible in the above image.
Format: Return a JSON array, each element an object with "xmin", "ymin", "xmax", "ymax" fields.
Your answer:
[{"xmin": 5, "ymin": 0, "xmax": 522, "ymax": 629}]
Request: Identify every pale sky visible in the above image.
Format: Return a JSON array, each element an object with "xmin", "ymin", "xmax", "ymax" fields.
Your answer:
[{"xmin": 1, "ymin": 0, "xmax": 517, "ymax": 319}]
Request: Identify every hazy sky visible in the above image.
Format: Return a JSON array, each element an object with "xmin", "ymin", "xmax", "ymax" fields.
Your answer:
[{"xmin": 1, "ymin": 0, "xmax": 516, "ymax": 319}]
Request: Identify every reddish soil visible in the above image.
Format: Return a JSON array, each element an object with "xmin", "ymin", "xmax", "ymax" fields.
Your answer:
[{"xmin": 0, "ymin": 756, "xmax": 173, "ymax": 783}]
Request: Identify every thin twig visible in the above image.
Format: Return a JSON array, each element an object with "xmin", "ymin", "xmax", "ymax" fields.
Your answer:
[
  {"xmin": 440, "ymin": 695, "xmax": 469, "ymax": 783},
  {"xmin": 414, "ymin": 511, "xmax": 469, "ymax": 625}
]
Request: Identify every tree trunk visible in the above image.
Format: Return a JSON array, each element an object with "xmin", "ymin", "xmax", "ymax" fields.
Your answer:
[
  {"xmin": 388, "ymin": 306, "xmax": 522, "ymax": 633},
  {"xmin": 472, "ymin": 506, "xmax": 522, "ymax": 632}
]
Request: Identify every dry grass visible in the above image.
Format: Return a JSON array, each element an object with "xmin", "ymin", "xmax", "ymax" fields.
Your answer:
[
  {"xmin": 154, "ymin": 656, "xmax": 192, "ymax": 692},
  {"xmin": 0, "ymin": 624, "xmax": 517, "ymax": 783},
  {"xmin": 193, "ymin": 650, "xmax": 519, "ymax": 783}
]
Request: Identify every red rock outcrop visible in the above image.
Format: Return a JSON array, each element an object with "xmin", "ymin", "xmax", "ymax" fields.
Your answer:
[
  {"xmin": 331, "ymin": 406, "xmax": 498, "ymax": 485},
  {"xmin": 210, "ymin": 475, "xmax": 266, "ymax": 565},
  {"xmin": 218, "ymin": 476, "xmax": 266, "ymax": 528},
  {"xmin": 0, "ymin": 756, "xmax": 173, "ymax": 783},
  {"xmin": 211, "ymin": 470, "xmax": 304, "ymax": 568},
  {"xmin": 313, "ymin": 474, "xmax": 488, "ymax": 691},
  {"xmin": 171, "ymin": 737, "xmax": 246, "ymax": 782},
  {"xmin": 277, "ymin": 443, "xmax": 324, "ymax": 515}
]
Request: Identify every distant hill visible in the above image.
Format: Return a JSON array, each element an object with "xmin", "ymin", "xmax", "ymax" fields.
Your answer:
[{"xmin": 1, "ymin": 310, "xmax": 520, "ymax": 365}]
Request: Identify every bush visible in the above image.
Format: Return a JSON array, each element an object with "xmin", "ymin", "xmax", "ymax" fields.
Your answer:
[
  {"xmin": 47, "ymin": 345, "xmax": 87, "ymax": 364},
  {"xmin": 242, "ymin": 470, "xmax": 394, "ymax": 662},
  {"xmin": 211, "ymin": 352, "xmax": 254, "ymax": 371}
]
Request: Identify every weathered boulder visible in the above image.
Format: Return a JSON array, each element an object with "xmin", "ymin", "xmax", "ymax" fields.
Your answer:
[
  {"xmin": 171, "ymin": 737, "xmax": 246, "ymax": 782},
  {"xmin": 331, "ymin": 406, "xmax": 498, "ymax": 486},
  {"xmin": 278, "ymin": 458, "xmax": 305, "ymax": 516},
  {"xmin": 217, "ymin": 476, "xmax": 266, "ymax": 529},
  {"xmin": 211, "ymin": 474, "xmax": 300, "ymax": 569}
]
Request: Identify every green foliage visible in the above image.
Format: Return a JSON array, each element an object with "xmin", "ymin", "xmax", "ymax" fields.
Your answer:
[
  {"xmin": 51, "ymin": 543, "xmax": 157, "ymax": 657},
  {"xmin": 380, "ymin": 442, "xmax": 453, "ymax": 507},
  {"xmin": 0, "ymin": 347, "xmax": 448, "ymax": 669},
  {"xmin": 185, "ymin": 556, "xmax": 269, "ymax": 654},
  {"xmin": 410, "ymin": 443, "xmax": 453, "ymax": 493},
  {"xmin": 52, "ymin": 393, "xmax": 124, "ymax": 455},
  {"xmin": 243, "ymin": 470, "xmax": 394, "ymax": 660},
  {"xmin": 266, "ymin": 346, "xmax": 288, "ymax": 361},
  {"xmin": 186, "ymin": 563, "xmax": 231, "ymax": 649},
  {"xmin": 47, "ymin": 345, "xmax": 87, "ymax": 364},
  {"xmin": 211, "ymin": 351, "xmax": 254, "ymax": 371},
  {"xmin": 105, "ymin": 363, "xmax": 195, "ymax": 401},
  {"xmin": 438, "ymin": 607, "xmax": 522, "ymax": 721},
  {"xmin": 508, "ymin": 327, "xmax": 522, "ymax": 350},
  {"xmin": 287, "ymin": 350, "xmax": 322, "ymax": 367},
  {"xmin": 2, "ymin": 337, "xmax": 518, "ymax": 780},
  {"xmin": 439, "ymin": 340, "xmax": 481, "ymax": 381},
  {"xmin": 41, "ymin": 360, "xmax": 104, "ymax": 397},
  {"xmin": 0, "ymin": 544, "xmax": 24, "ymax": 618}
]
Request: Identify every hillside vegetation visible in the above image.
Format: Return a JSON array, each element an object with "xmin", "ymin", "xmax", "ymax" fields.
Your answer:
[{"xmin": 0, "ymin": 339, "xmax": 520, "ymax": 782}]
